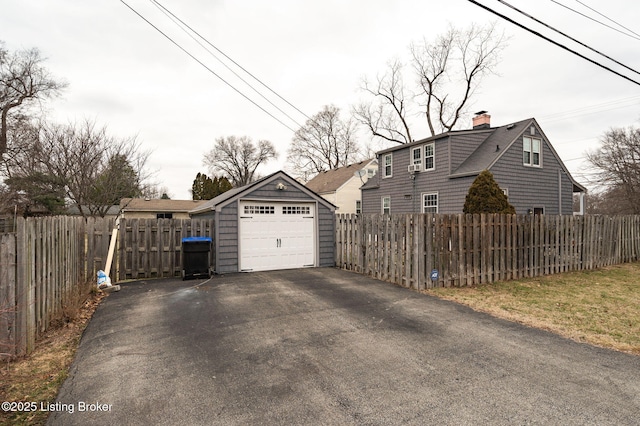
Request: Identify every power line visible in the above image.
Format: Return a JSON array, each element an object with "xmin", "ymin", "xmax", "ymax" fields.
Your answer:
[
  {"xmin": 574, "ymin": 0, "xmax": 640, "ymax": 39},
  {"xmin": 465, "ymin": 0, "xmax": 640, "ymax": 86},
  {"xmin": 119, "ymin": 0, "xmax": 297, "ymax": 133},
  {"xmin": 150, "ymin": 0, "xmax": 307, "ymax": 128},
  {"xmin": 539, "ymin": 95, "xmax": 640, "ymax": 123},
  {"xmin": 550, "ymin": 0, "xmax": 640, "ymax": 41},
  {"xmin": 497, "ymin": 0, "xmax": 640, "ymax": 76}
]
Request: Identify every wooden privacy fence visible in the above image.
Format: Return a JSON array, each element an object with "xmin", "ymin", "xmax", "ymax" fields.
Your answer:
[
  {"xmin": 336, "ymin": 213, "xmax": 640, "ymax": 290},
  {"xmin": 0, "ymin": 217, "xmax": 110, "ymax": 357},
  {"xmin": 117, "ymin": 218, "xmax": 214, "ymax": 280},
  {"xmin": 0, "ymin": 216, "xmax": 214, "ymax": 358}
]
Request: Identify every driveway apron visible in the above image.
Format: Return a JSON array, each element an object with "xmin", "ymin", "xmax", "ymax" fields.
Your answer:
[{"xmin": 48, "ymin": 268, "xmax": 640, "ymax": 425}]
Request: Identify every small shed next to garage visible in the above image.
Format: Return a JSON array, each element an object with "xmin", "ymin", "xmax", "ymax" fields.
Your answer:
[{"xmin": 190, "ymin": 170, "xmax": 336, "ymax": 273}]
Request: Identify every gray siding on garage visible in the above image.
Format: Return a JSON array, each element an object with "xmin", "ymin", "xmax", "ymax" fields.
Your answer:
[
  {"xmin": 216, "ymin": 200, "xmax": 239, "ymax": 274},
  {"xmin": 192, "ymin": 171, "xmax": 336, "ymax": 273},
  {"xmin": 317, "ymin": 204, "xmax": 335, "ymax": 267}
]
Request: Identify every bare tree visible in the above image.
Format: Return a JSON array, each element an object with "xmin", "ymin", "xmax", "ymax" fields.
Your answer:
[
  {"xmin": 141, "ymin": 185, "xmax": 172, "ymax": 200},
  {"xmin": 354, "ymin": 22, "xmax": 507, "ymax": 144},
  {"xmin": 204, "ymin": 136, "xmax": 277, "ymax": 186},
  {"xmin": 586, "ymin": 126, "xmax": 640, "ymax": 213},
  {"xmin": 2, "ymin": 119, "xmax": 151, "ymax": 218},
  {"xmin": 0, "ymin": 42, "xmax": 67, "ymax": 158},
  {"xmin": 353, "ymin": 60, "xmax": 414, "ymax": 145},
  {"xmin": 287, "ymin": 105, "xmax": 362, "ymax": 181}
]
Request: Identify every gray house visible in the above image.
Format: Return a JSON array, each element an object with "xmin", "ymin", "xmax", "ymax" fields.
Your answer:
[
  {"xmin": 190, "ymin": 170, "xmax": 336, "ymax": 273},
  {"xmin": 361, "ymin": 113, "xmax": 586, "ymax": 215}
]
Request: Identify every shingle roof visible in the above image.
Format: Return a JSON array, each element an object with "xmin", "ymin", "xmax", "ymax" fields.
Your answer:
[
  {"xmin": 363, "ymin": 117, "xmax": 586, "ymax": 193},
  {"xmin": 189, "ymin": 170, "xmax": 337, "ymax": 215},
  {"xmin": 120, "ymin": 198, "xmax": 207, "ymax": 212},
  {"xmin": 305, "ymin": 159, "xmax": 376, "ymax": 193},
  {"xmin": 450, "ymin": 118, "xmax": 533, "ymax": 177}
]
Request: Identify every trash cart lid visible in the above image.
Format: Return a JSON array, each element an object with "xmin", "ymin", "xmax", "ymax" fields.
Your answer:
[{"xmin": 181, "ymin": 236, "xmax": 212, "ymax": 243}]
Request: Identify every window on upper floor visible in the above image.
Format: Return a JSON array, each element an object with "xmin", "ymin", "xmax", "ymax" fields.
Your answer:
[
  {"xmin": 382, "ymin": 196, "xmax": 390, "ymax": 214},
  {"xmin": 383, "ymin": 153, "xmax": 392, "ymax": 177},
  {"xmin": 523, "ymin": 137, "xmax": 541, "ymax": 167},
  {"xmin": 355, "ymin": 200, "xmax": 362, "ymax": 214},
  {"xmin": 411, "ymin": 147, "xmax": 422, "ymax": 170},
  {"xmin": 424, "ymin": 143, "xmax": 435, "ymax": 171},
  {"xmin": 367, "ymin": 168, "xmax": 376, "ymax": 178},
  {"xmin": 422, "ymin": 193, "xmax": 438, "ymax": 213},
  {"xmin": 157, "ymin": 213, "xmax": 173, "ymax": 219}
]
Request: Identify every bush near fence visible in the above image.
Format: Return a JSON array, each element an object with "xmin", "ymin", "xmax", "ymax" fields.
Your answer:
[
  {"xmin": 336, "ymin": 213, "xmax": 640, "ymax": 290},
  {"xmin": 0, "ymin": 216, "xmax": 214, "ymax": 358}
]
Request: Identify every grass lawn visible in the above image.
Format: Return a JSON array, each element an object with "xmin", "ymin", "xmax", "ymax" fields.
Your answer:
[{"xmin": 425, "ymin": 262, "xmax": 640, "ymax": 355}]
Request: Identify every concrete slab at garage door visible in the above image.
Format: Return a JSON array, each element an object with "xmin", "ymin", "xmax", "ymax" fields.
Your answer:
[{"xmin": 239, "ymin": 201, "xmax": 315, "ymax": 271}]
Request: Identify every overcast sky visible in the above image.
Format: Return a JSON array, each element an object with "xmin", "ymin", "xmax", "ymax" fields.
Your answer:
[{"xmin": 2, "ymin": 0, "xmax": 639, "ymax": 199}]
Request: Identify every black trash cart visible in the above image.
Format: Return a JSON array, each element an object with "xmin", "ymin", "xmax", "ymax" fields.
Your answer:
[{"xmin": 181, "ymin": 236, "xmax": 212, "ymax": 280}]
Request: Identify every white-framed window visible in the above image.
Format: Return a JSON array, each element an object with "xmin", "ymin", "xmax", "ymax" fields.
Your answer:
[
  {"xmin": 383, "ymin": 154, "xmax": 392, "ymax": 177},
  {"xmin": 382, "ymin": 196, "xmax": 391, "ymax": 214},
  {"xmin": 502, "ymin": 188, "xmax": 509, "ymax": 196},
  {"xmin": 422, "ymin": 192, "xmax": 438, "ymax": 213},
  {"xmin": 424, "ymin": 143, "xmax": 435, "ymax": 171},
  {"xmin": 367, "ymin": 168, "xmax": 376, "ymax": 178},
  {"xmin": 282, "ymin": 206, "xmax": 310, "ymax": 215},
  {"xmin": 411, "ymin": 147, "xmax": 422, "ymax": 170},
  {"xmin": 244, "ymin": 205, "xmax": 275, "ymax": 214},
  {"xmin": 523, "ymin": 137, "xmax": 541, "ymax": 167},
  {"xmin": 355, "ymin": 200, "xmax": 362, "ymax": 214}
]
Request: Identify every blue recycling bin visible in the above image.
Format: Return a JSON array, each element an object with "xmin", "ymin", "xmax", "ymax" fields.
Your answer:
[{"xmin": 181, "ymin": 236, "xmax": 212, "ymax": 280}]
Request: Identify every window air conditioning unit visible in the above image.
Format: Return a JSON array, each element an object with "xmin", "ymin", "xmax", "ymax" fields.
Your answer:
[{"xmin": 408, "ymin": 164, "xmax": 421, "ymax": 174}]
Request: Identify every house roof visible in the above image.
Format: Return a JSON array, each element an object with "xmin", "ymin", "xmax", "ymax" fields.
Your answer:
[
  {"xmin": 450, "ymin": 118, "xmax": 532, "ymax": 177},
  {"xmin": 190, "ymin": 170, "xmax": 336, "ymax": 215},
  {"xmin": 120, "ymin": 198, "xmax": 207, "ymax": 213},
  {"xmin": 65, "ymin": 204, "xmax": 121, "ymax": 216},
  {"xmin": 363, "ymin": 117, "xmax": 586, "ymax": 193},
  {"xmin": 305, "ymin": 159, "xmax": 377, "ymax": 194}
]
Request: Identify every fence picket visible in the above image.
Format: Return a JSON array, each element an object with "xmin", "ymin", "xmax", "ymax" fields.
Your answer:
[{"xmin": 335, "ymin": 213, "xmax": 640, "ymax": 294}]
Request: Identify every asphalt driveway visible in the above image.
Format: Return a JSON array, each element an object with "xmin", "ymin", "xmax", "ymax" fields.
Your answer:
[{"xmin": 49, "ymin": 268, "xmax": 640, "ymax": 425}]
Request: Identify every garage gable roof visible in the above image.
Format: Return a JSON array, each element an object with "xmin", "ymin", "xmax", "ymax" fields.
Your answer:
[{"xmin": 189, "ymin": 170, "xmax": 336, "ymax": 215}]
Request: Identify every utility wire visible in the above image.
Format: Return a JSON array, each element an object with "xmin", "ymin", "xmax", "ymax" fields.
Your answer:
[
  {"xmin": 550, "ymin": 0, "xmax": 640, "ymax": 41},
  {"xmin": 151, "ymin": 0, "xmax": 312, "ymax": 122},
  {"xmin": 150, "ymin": 0, "xmax": 305, "ymax": 129},
  {"xmin": 119, "ymin": 0, "xmax": 297, "ymax": 133},
  {"xmin": 465, "ymin": 0, "xmax": 640, "ymax": 86},
  {"xmin": 497, "ymin": 0, "xmax": 640, "ymax": 76},
  {"xmin": 575, "ymin": 0, "xmax": 640, "ymax": 39}
]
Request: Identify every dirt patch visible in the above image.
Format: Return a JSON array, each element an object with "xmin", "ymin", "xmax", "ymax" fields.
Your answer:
[{"xmin": 0, "ymin": 291, "xmax": 105, "ymax": 426}]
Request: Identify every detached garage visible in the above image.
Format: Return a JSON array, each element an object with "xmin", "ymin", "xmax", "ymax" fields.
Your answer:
[{"xmin": 190, "ymin": 171, "xmax": 336, "ymax": 273}]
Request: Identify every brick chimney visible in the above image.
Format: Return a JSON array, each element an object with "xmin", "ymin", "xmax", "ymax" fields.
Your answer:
[{"xmin": 472, "ymin": 111, "xmax": 491, "ymax": 129}]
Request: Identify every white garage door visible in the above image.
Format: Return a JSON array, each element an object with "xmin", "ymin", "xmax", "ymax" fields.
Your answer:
[{"xmin": 239, "ymin": 201, "xmax": 316, "ymax": 272}]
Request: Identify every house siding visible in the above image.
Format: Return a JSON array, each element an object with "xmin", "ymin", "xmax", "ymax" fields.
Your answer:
[
  {"xmin": 363, "ymin": 122, "xmax": 580, "ymax": 215},
  {"xmin": 490, "ymin": 128, "xmax": 574, "ymax": 215},
  {"xmin": 334, "ymin": 177, "xmax": 366, "ymax": 214},
  {"xmin": 365, "ymin": 136, "xmax": 465, "ymax": 213}
]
